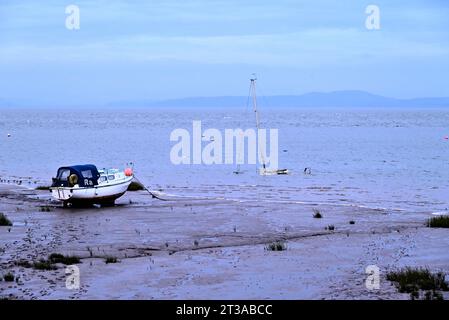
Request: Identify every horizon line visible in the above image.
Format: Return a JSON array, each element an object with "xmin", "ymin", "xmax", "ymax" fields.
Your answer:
[{"xmin": 2, "ymin": 90, "xmax": 449, "ymax": 109}]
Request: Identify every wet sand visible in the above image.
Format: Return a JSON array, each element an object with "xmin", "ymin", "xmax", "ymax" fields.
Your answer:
[{"xmin": 1, "ymin": 183, "xmax": 448, "ymax": 300}]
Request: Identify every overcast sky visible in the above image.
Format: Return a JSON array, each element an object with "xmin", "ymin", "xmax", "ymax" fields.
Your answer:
[{"xmin": 0, "ymin": 0, "xmax": 448, "ymax": 106}]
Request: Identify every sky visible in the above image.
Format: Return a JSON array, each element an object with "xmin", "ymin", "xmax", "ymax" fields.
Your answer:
[{"xmin": 0, "ymin": 0, "xmax": 448, "ymax": 107}]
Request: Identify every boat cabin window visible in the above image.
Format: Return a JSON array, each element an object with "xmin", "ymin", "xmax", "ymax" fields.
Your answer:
[
  {"xmin": 99, "ymin": 176, "xmax": 107, "ymax": 182},
  {"xmin": 81, "ymin": 170, "xmax": 93, "ymax": 178},
  {"xmin": 58, "ymin": 169, "xmax": 70, "ymax": 181},
  {"xmin": 108, "ymin": 175, "xmax": 115, "ymax": 180}
]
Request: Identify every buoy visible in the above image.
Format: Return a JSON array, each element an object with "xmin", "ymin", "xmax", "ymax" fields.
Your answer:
[
  {"xmin": 124, "ymin": 168, "xmax": 133, "ymax": 176},
  {"xmin": 68, "ymin": 174, "xmax": 78, "ymax": 187},
  {"xmin": 7, "ymin": 133, "xmax": 11, "ymax": 137},
  {"xmin": 444, "ymin": 135, "xmax": 449, "ymax": 140}
]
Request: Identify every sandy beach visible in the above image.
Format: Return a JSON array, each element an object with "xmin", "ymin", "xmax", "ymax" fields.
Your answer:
[{"xmin": 1, "ymin": 183, "xmax": 448, "ymax": 300}]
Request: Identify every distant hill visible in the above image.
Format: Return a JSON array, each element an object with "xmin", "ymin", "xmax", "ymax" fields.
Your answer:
[
  {"xmin": 3, "ymin": 91, "xmax": 449, "ymax": 108},
  {"xmin": 108, "ymin": 91, "xmax": 449, "ymax": 108}
]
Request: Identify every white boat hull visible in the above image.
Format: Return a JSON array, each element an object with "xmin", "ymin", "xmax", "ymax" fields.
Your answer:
[
  {"xmin": 51, "ymin": 176, "xmax": 133, "ymax": 205},
  {"xmin": 259, "ymin": 168, "xmax": 290, "ymax": 176}
]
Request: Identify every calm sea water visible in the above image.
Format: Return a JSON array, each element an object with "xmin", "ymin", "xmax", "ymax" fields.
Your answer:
[{"xmin": 1, "ymin": 107, "xmax": 448, "ymax": 212}]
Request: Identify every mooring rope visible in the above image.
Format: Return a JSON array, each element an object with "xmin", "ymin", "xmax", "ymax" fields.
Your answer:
[{"xmin": 132, "ymin": 175, "xmax": 168, "ymax": 201}]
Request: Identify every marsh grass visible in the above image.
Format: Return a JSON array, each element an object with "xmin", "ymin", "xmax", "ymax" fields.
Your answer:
[
  {"xmin": 312, "ymin": 209, "xmax": 322, "ymax": 219},
  {"xmin": 32, "ymin": 259, "xmax": 57, "ymax": 271},
  {"xmin": 15, "ymin": 260, "xmax": 33, "ymax": 268},
  {"xmin": 105, "ymin": 257, "xmax": 119, "ymax": 264},
  {"xmin": 265, "ymin": 241, "xmax": 287, "ymax": 251},
  {"xmin": 30, "ymin": 254, "xmax": 81, "ymax": 270},
  {"xmin": 3, "ymin": 273, "xmax": 15, "ymax": 282},
  {"xmin": 427, "ymin": 216, "xmax": 449, "ymax": 228},
  {"xmin": 423, "ymin": 290, "xmax": 444, "ymax": 300},
  {"xmin": 127, "ymin": 181, "xmax": 144, "ymax": 191},
  {"xmin": 0, "ymin": 213, "xmax": 12, "ymax": 227},
  {"xmin": 49, "ymin": 253, "xmax": 80, "ymax": 265},
  {"xmin": 387, "ymin": 267, "xmax": 448, "ymax": 300}
]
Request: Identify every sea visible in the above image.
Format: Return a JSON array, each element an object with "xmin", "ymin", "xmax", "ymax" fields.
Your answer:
[{"xmin": 1, "ymin": 107, "xmax": 448, "ymax": 213}]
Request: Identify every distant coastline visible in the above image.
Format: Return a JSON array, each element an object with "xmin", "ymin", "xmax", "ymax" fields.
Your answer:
[
  {"xmin": 109, "ymin": 91, "xmax": 449, "ymax": 108},
  {"xmin": 2, "ymin": 91, "xmax": 449, "ymax": 109}
]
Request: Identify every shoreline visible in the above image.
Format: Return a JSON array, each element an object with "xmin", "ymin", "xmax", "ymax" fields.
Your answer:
[{"xmin": 1, "ymin": 183, "xmax": 449, "ymax": 299}]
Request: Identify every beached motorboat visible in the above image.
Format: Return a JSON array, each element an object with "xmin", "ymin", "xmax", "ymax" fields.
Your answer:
[{"xmin": 50, "ymin": 164, "xmax": 133, "ymax": 206}]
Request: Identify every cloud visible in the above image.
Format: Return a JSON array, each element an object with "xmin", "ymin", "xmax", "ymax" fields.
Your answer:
[
  {"xmin": 1, "ymin": 27, "xmax": 448, "ymax": 69},
  {"xmin": 0, "ymin": 0, "xmax": 448, "ymax": 101}
]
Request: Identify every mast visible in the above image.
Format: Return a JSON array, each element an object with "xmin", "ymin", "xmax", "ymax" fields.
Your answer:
[
  {"xmin": 250, "ymin": 76, "xmax": 266, "ymax": 170},
  {"xmin": 250, "ymin": 76, "xmax": 261, "ymax": 131}
]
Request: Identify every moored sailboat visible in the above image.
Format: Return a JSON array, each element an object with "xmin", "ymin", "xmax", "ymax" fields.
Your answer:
[{"xmin": 249, "ymin": 76, "xmax": 290, "ymax": 176}]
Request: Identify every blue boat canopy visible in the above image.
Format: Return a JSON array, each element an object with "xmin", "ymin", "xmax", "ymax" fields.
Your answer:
[{"xmin": 52, "ymin": 164, "xmax": 100, "ymax": 187}]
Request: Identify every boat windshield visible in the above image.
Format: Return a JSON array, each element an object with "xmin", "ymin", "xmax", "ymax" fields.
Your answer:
[
  {"xmin": 58, "ymin": 169, "xmax": 70, "ymax": 181},
  {"xmin": 81, "ymin": 170, "xmax": 94, "ymax": 178}
]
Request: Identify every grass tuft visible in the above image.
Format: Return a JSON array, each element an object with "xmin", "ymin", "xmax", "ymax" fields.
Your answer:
[
  {"xmin": 31, "ymin": 254, "xmax": 80, "ymax": 270},
  {"xmin": 0, "ymin": 213, "xmax": 13, "ymax": 227},
  {"xmin": 265, "ymin": 241, "xmax": 287, "ymax": 251},
  {"xmin": 105, "ymin": 256, "xmax": 119, "ymax": 264},
  {"xmin": 48, "ymin": 253, "xmax": 80, "ymax": 265},
  {"xmin": 387, "ymin": 267, "xmax": 448, "ymax": 300},
  {"xmin": 427, "ymin": 216, "xmax": 449, "ymax": 228},
  {"xmin": 15, "ymin": 260, "xmax": 33, "ymax": 268},
  {"xmin": 3, "ymin": 273, "xmax": 15, "ymax": 282},
  {"xmin": 32, "ymin": 259, "xmax": 57, "ymax": 271},
  {"xmin": 312, "ymin": 209, "xmax": 322, "ymax": 219}
]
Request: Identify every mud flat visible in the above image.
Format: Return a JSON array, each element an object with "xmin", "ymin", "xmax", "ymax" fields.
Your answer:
[{"xmin": 0, "ymin": 183, "xmax": 448, "ymax": 300}]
